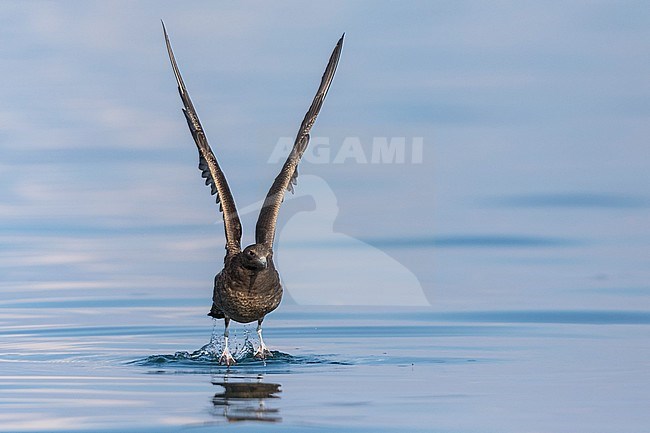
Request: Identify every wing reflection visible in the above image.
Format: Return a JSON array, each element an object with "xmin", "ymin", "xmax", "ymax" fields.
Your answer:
[{"xmin": 211, "ymin": 375, "xmax": 282, "ymax": 423}]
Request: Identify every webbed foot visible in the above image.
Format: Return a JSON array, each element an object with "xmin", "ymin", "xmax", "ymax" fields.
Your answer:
[
  {"xmin": 219, "ymin": 346, "xmax": 236, "ymax": 366},
  {"xmin": 254, "ymin": 342, "xmax": 273, "ymax": 360}
]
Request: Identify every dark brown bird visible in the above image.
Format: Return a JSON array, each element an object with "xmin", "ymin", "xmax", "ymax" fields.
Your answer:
[{"xmin": 162, "ymin": 23, "xmax": 343, "ymax": 365}]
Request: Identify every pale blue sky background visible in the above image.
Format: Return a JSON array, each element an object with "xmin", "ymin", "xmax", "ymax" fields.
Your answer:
[{"xmin": 1, "ymin": 1, "xmax": 649, "ymax": 310}]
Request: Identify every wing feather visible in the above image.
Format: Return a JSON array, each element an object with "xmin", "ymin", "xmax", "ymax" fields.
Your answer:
[
  {"xmin": 255, "ymin": 35, "xmax": 344, "ymax": 247},
  {"xmin": 163, "ymin": 22, "xmax": 242, "ymax": 255}
]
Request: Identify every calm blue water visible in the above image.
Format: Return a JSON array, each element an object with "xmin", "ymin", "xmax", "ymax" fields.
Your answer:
[
  {"xmin": 2, "ymin": 189, "xmax": 649, "ymax": 432},
  {"xmin": 2, "ymin": 299, "xmax": 649, "ymax": 432}
]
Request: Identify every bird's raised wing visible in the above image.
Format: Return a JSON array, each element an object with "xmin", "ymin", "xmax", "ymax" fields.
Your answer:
[
  {"xmin": 255, "ymin": 35, "xmax": 343, "ymax": 248},
  {"xmin": 163, "ymin": 22, "xmax": 242, "ymax": 255}
]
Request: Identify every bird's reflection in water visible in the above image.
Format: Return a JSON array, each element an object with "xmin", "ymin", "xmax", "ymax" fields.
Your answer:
[{"xmin": 212, "ymin": 375, "xmax": 282, "ymax": 423}]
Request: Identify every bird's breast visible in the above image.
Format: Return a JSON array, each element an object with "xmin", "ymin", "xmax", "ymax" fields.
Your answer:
[{"xmin": 213, "ymin": 266, "xmax": 282, "ymax": 323}]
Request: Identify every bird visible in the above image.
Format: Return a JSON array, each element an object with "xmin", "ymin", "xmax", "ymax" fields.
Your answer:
[{"xmin": 162, "ymin": 22, "xmax": 343, "ymax": 365}]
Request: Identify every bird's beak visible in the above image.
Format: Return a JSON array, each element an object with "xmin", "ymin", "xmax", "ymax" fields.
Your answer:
[{"xmin": 257, "ymin": 256, "xmax": 268, "ymax": 269}]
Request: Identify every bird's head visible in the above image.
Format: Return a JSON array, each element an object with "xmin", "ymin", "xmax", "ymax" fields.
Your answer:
[{"xmin": 241, "ymin": 244, "xmax": 271, "ymax": 270}]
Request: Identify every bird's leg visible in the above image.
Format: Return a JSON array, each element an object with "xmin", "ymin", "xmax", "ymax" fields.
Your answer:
[
  {"xmin": 254, "ymin": 318, "xmax": 273, "ymax": 359},
  {"xmin": 219, "ymin": 318, "xmax": 236, "ymax": 366}
]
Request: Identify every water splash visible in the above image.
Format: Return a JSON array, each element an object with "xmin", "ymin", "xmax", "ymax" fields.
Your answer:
[
  {"xmin": 128, "ymin": 321, "xmax": 348, "ymax": 369},
  {"xmin": 129, "ymin": 347, "xmax": 347, "ymax": 369}
]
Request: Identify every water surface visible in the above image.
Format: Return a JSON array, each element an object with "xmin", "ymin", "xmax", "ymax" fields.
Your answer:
[{"xmin": 2, "ymin": 302, "xmax": 649, "ymax": 432}]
